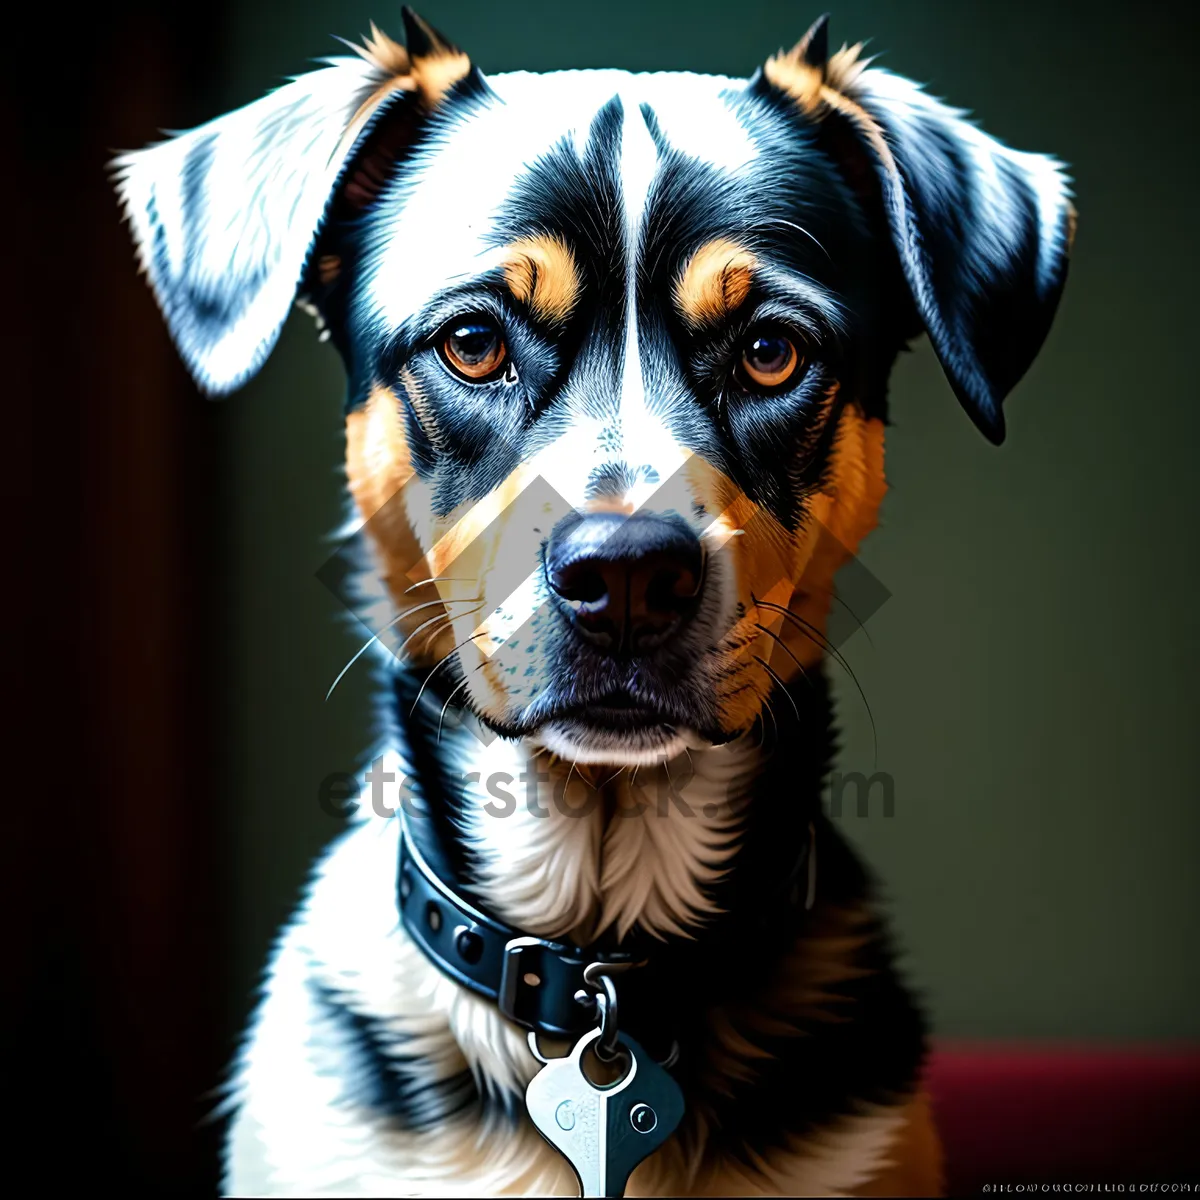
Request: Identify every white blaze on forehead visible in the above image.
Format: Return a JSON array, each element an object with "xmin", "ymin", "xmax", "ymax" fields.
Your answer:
[
  {"xmin": 613, "ymin": 94, "xmax": 689, "ymax": 506},
  {"xmin": 618, "ymin": 91, "xmax": 661, "ymax": 243},
  {"xmin": 643, "ymin": 72, "xmax": 759, "ymax": 173}
]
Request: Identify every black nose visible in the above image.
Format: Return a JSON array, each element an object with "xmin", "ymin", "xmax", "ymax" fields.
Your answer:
[{"xmin": 544, "ymin": 512, "xmax": 705, "ymax": 654}]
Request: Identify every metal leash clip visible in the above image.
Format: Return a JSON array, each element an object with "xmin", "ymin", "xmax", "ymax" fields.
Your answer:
[{"xmin": 574, "ymin": 960, "xmax": 633, "ymax": 1062}]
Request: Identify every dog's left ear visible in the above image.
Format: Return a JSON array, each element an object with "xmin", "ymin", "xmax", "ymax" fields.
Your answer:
[
  {"xmin": 113, "ymin": 7, "xmax": 476, "ymax": 395},
  {"xmin": 765, "ymin": 16, "xmax": 1075, "ymax": 443}
]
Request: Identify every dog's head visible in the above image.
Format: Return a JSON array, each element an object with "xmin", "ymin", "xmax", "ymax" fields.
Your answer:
[{"xmin": 116, "ymin": 10, "xmax": 1072, "ymax": 765}]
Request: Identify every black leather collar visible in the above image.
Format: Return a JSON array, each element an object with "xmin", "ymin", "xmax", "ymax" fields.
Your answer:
[
  {"xmin": 398, "ymin": 806, "xmax": 643, "ymax": 1037},
  {"xmin": 397, "ymin": 801, "xmax": 817, "ymax": 1047}
]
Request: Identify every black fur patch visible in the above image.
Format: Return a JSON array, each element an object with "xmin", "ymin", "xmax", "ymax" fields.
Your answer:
[{"xmin": 308, "ymin": 980, "xmax": 478, "ymax": 1129}]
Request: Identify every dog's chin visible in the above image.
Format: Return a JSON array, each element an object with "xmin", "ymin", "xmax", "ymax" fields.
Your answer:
[{"xmin": 537, "ymin": 719, "xmax": 694, "ymax": 766}]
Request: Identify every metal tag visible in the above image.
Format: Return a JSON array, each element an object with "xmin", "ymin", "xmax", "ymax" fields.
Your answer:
[{"xmin": 525, "ymin": 1027, "xmax": 685, "ymax": 1198}]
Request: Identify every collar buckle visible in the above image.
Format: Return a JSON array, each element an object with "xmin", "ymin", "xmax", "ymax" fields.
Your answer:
[
  {"xmin": 498, "ymin": 936, "xmax": 575, "ymax": 1031},
  {"xmin": 497, "ymin": 937, "xmax": 645, "ymax": 1035}
]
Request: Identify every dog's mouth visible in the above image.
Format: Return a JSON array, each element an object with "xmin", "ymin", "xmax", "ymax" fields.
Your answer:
[
  {"xmin": 534, "ymin": 691, "xmax": 699, "ymax": 764},
  {"xmin": 559, "ymin": 691, "xmax": 672, "ymax": 730},
  {"xmin": 466, "ymin": 670, "xmax": 732, "ymax": 765}
]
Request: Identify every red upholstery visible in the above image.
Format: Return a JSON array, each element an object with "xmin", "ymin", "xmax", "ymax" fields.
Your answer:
[{"xmin": 926, "ymin": 1044, "xmax": 1200, "ymax": 1195}]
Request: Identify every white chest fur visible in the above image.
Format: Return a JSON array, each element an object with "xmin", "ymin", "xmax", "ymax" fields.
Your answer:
[{"xmin": 455, "ymin": 735, "xmax": 760, "ymax": 943}]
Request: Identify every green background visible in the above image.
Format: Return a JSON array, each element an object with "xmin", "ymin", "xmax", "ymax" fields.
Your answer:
[{"xmin": 206, "ymin": 0, "xmax": 1200, "ymax": 1043}]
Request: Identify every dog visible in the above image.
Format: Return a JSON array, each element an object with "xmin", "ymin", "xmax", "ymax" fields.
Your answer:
[{"xmin": 115, "ymin": 8, "xmax": 1072, "ymax": 1195}]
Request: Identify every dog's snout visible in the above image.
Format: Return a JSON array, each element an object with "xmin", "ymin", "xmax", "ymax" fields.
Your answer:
[{"xmin": 545, "ymin": 512, "xmax": 704, "ymax": 654}]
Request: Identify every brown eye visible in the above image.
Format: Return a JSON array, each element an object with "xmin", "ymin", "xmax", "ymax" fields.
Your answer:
[
  {"xmin": 739, "ymin": 331, "xmax": 802, "ymax": 390},
  {"xmin": 440, "ymin": 318, "xmax": 507, "ymax": 380}
]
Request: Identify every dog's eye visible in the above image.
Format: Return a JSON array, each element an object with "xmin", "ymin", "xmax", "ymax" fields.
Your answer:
[
  {"xmin": 738, "ymin": 330, "xmax": 803, "ymax": 391},
  {"xmin": 440, "ymin": 318, "xmax": 507, "ymax": 381}
]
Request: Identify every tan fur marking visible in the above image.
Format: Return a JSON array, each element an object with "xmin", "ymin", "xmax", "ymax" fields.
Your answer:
[
  {"xmin": 415, "ymin": 51, "xmax": 472, "ymax": 103},
  {"xmin": 333, "ymin": 18, "xmax": 471, "ymax": 163},
  {"xmin": 848, "ymin": 1091, "xmax": 945, "ymax": 1197},
  {"xmin": 503, "ymin": 235, "xmax": 582, "ymax": 324},
  {"xmin": 785, "ymin": 406, "xmax": 887, "ymax": 671},
  {"xmin": 683, "ymin": 403, "xmax": 886, "ymax": 736},
  {"xmin": 763, "ymin": 35, "xmax": 902, "ymax": 197},
  {"xmin": 826, "ymin": 43, "xmax": 872, "ymax": 93},
  {"xmin": 354, "ymin": 21, "xmax": 411, "ymax": 75},
  {"xmin": 399, "ymin": 9, "xmax": 472, "ymax": 103},
  {"xmin": 763, "ymin": 51, "xmax": 823, "ymax": 110},
  {"xmin": 344, "ymin": 385, "xmax": 416, "ymax": 523},
  {"xmin": 674, "ymin": 238, "xmax": 757, "ymax": 329},
  {"xmin": 764, "ymin": 37, "xmax": 870, "ymax": 112},
  {"xmin": 345, "ymin": 386, "xmax": 464, "ymax": 667},
  {"xmin": 316, "ymin": 254, "xmax": 341, "ymax": 285}
]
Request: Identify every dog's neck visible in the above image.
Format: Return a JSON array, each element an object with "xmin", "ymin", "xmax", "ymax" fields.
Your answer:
[
  {"xmin": 391, "ymin": 666, "xmax": 833, "ymax": 952},
  {"xmin": 455, "ymin": 734, "xmax": 763, "ymax": 945}
]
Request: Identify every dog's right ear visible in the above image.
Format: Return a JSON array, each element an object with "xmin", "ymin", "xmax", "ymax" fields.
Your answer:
[
  {"xmin": 113, "ymin": 8, "xmax": 477, "ymax": 395},
  {"xmin": 763, "ymin": 15, "xmax": 1074, "ymax": 444}
]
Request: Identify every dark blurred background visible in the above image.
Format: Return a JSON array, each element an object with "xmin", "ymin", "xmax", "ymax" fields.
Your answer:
[{"xmin": 14, "ymin": 0, "xmax": 1200, "ymax": 1192}]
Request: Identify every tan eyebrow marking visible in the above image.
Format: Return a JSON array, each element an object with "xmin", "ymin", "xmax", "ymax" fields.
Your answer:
[
  {"xmin": 674, "ymin": 238, "xmax": 758, "ymax": 329},
  {"xmin": 502, "ymin": 234, "xmax": 581, "ymax": 324}
]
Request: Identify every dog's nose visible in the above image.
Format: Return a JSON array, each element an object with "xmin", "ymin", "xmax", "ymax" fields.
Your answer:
[{"xmin": 545, "ymin": 512, "xmax": 704, "ymax": 653}]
